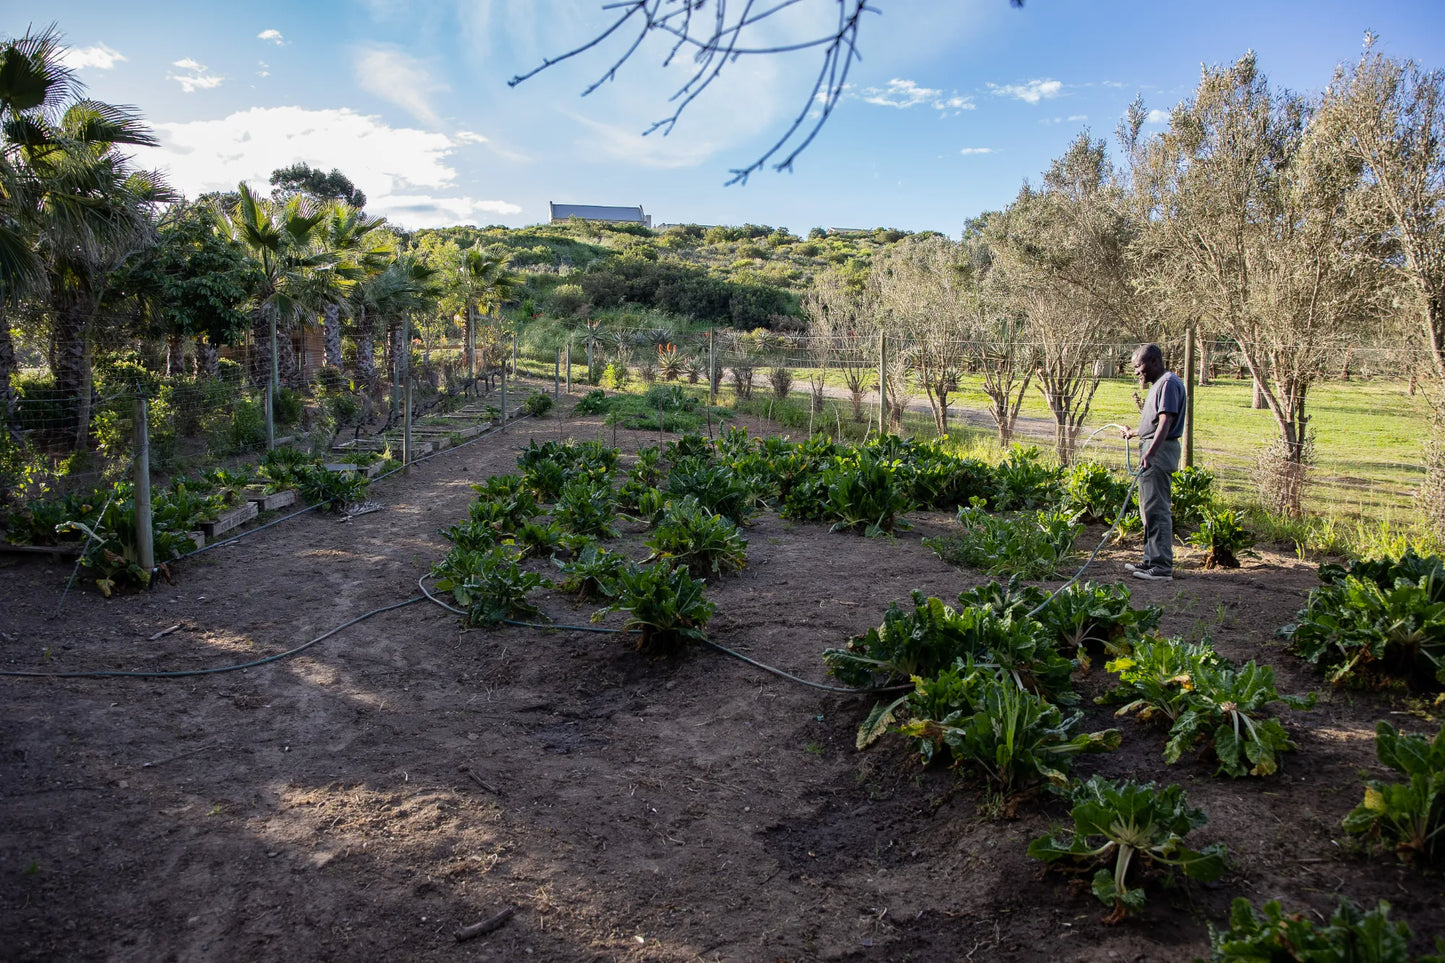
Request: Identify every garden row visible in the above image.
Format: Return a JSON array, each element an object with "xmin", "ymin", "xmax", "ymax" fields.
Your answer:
[
  {"xmin": 3, "ymin": 446, "xmax": 386, "ymax": 596},
  {"xmin": 425, "ymin": 422, "xmax": 1444, "ymax": 959}
]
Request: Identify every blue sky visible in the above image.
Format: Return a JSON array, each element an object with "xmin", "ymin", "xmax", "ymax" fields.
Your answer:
[{"xmin": 19, "ymin": 0, "xmax": 1445, "ymax": 235}]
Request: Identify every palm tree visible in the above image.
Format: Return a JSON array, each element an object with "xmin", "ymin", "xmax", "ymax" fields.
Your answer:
[
  {"xmin": 2, "ymin": 26, "xmax": 173, "ymax": 445},
  {"xmin": 218, "ymin": 182, "xmax": 335, "ymax": 395},
  {"xmin": 453, "ymin": 243, "xmax": 518, "ymax": 385},
  {"xmin": 312, "ymin": 201, "xmax": 391, "ymax": 370}
]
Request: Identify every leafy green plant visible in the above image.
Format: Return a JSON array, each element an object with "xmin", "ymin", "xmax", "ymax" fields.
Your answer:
[
  {"xmin": 1027, "ymin": 776, "xmax": 1227, "ymax": 922},
  {"xmin": 1103, "ymin": 635, "xmax": 1227, "ymax": 725},
  {"xmin": 439, "ymin": 518, "xmax": 499, "ymax": 552},
  {"xmin": 431, "ymin": 545, "xmax": 550, "ymax": 626},
  {"xmin": 1188, "ymin": 507, "xmax": 1258, "ymax": 569},
  {"xmin": 1286, "ymin": 551, "xmax": 1445, "ymax": 689},
  {"xmin": 552, "ymin": 476, "xmax": 619, "ymax": 538},
  {"xmin": 523, "ymin": 458, "xmax": 569, "ymax": 502},
  {"xmin": 554, "ymin": 545, "xmax": 629, "ymax": 601},
  {"xmin": 573, "ymin": 389, "xmax": 608, "ymax": 415},
  {"xmin": 1032, "ymin": 581, "xmax": 1160, "ymax": 669},
  {"xmin": 1206, "ymin": 897, "xmax": 1445, "ymax": 963},
  {"xmin": 897, "ymin": 673, "xmax": 1120, "ymax": 795},
  {"xmin": 1164, "ymin": 661, "xmax": 1315, "ymax": 777},
  {"xmin": 1171, "ymin": 465, "xmax": 1216, "ymax": 529},
  {"xmin": 643, "ymin": 495, "xmax": 747, "ymax": 578},
  {"xmin": 1106, "ymin": 637, "xmax": 1315, "ymax": 777},
  {"xmin": 520, "ymin": 391, "xmax": 555, "ymax": 417},
  {"xmin": 59, "ymin": 485, "xmax": 200, "ymax": 596},
  {"xmin": 468, "ymin": 480, "xmax": 541, "ymax": 535},
  {"xmin": 821, "ymin": 452, "xmax": 913, "ymax": 537},
  {"xmin": 1342, "ymin": 720, "xmax": 1445, "ymax": 866},
  {"xmin": 507, "ymin": 519, "xmax": 565, "ymax": 559},
  {"xmin": 667, "ymin": 457, "xmax": 755, "ymax": 525},
  {"xmin": 992, "ymin": 445, "xmax": 1064, "ymax": 511},
  {"xmin": 297, "ymin": 464, "xmax": 369, "ymax": 510},
  {"xmin": 603, "ymin": 561, "xmax": 716, "ymax": 656},
  {"xmin": 926, "ymin": 500, "xmax": 1081, "ymax": 579},
  {"xmin": 1061, "ymin": 461, "xmax": 1133, "ymax": 524}
]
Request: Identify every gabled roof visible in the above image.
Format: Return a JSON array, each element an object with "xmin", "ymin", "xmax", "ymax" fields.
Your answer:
[{"xmin": 549, "ymin": 203, "xmax": 646, "ymax": 223}]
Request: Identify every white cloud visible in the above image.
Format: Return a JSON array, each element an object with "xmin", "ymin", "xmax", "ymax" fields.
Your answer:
[
  {"xmin": 62, "ymin": 43, "xmax": 126, "ymax": 71},
  {"xmin": 134, "ymin": 105, "xmax": 519, "ymax": 228},
  {"xmin": 257, "ymin": 60, "xmax": 270, "ymax": 78},
  {"xmin": 455, "ymin": 131, "xmax": 488, "ymax": 144},
  {"xmin": 567, "ymin": 113, "xmax": 719, "ymax": 169},
  {"xmin": 858, "ymin": 78, "xmax": 974, "ymax": 112},
  {"xmin": 169, "ymin": 58, "xmax": 223, "ymax": 93},
  {"xmin": 258, "ymin": 29, "xmax": 286, "ymax": 45},
  {"xmin": 959, "ymin": 147, "xmax": 994, "ymax": 155},
  {"xmin": 353, "ymin": 46, "xmax": 447, "ymax": 126},
  {"xmin": 1146, "ymin": 108, "xmax": 1170, "ymax": 124},
  {"xmin": 989, "ymin": 79, "xmax": 1063, "ymax": 104}
]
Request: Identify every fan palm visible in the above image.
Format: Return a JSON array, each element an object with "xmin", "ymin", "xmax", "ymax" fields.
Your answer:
[
  {"xmin": 218, "ymin": 182, "xmax": 334, "ymax": 391},
  {"xmin": 3, "ymin": 26, "xmax": 174, "ymax": 445},
  {"xmin": 453, "ymin": 243, "xmax": 518, "ymax": 381},
  {"xmin": 312, "ymin": 201, "xmax": 391, "ymax": 369}
]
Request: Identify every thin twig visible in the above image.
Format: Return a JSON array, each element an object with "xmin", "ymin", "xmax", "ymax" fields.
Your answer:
[{"xmin": 455, "ymin": 906, "xmax": 515, "ymax": 942}]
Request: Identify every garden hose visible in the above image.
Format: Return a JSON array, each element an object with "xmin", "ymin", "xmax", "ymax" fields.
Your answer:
[
  {"xmin": 1023, "ymin": 423, "xmax": 1143, "ymax": 619},
  {"xmin": 416, "ymin": 573, "xmax": 910, "ymax": 696},
  {"xmin": 1, "ymin": 595, "xmax": 425, "ymax": 680}
]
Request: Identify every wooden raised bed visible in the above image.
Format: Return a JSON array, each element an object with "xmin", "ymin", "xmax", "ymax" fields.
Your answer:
[
  {"xmin": 199, "ymin": 501, "xmax": 258, "ymax": 538},
  {"xmin": 245, "ymin": 487, "xmax": 297, "ymax": 511}
]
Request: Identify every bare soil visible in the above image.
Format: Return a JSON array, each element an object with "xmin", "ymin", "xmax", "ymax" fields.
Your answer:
[{"xmin": 3, "ymin": 400, "xmax": 1443, "ymax": 962}]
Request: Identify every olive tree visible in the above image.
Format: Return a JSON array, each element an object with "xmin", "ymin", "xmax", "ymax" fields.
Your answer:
[{"xmin": 1132, "ymin": 53, "xmax": 1387, "ymax": 514}]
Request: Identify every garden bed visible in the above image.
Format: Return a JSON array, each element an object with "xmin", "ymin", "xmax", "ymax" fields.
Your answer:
[{"xmin": 1, "ymin": 407, "xmax": 1441, "ymax": 962}]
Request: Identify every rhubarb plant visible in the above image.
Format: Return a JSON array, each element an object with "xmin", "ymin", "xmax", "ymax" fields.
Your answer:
[
  {"xmin": 1286, "ymin": 551, "xmax": 1445, "ymax": 689},
  {"xmin": 1106, "ymin": 637, "xmax": 1314, "ymax": 777},
  {"xmin": 554, "ymin": 545, "xmax": 629, "ymax": 602},
  {"xmin": 1032, "ymin": 581, "xmax": 1160, "ymax": 668},
  {"xmin": 643, "ymin": 496, "xmax": 747, "ymax": 579},
  {"xmin": 1207, "ymin": 897, "xmax": 1445, "ymax": 963},
  {"xmin": 1027, "ymin": 775, "xmax": 1227, "ymax": 922},
  {"xmin": 897, "ymin": 672, "xmax": 1120, "ymax": 793},
  {"xmin": 432, "ymin": 545, "xmax": 549, "ymax": 626},
  {"xmin": 602, "ymin": 561, "xmax": 716, "ymax": 656},
  {"xmin": 1342, "ymin": 720, "xmax": 1445, "ymax": 866},
  {"xmin": 925, "ymin": 500, "xmax": 1081, "ymax": 580}
]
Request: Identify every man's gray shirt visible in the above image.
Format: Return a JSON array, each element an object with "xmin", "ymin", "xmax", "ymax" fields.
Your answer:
[{"xmin": 1139, "ymin": 371, "xmax": 1186, "ymax": 441}]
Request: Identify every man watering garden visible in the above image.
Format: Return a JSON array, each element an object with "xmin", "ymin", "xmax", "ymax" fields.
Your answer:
[{"xmin": 1122, "ymin": 343, "xmax": 1186, "ymax": 581}]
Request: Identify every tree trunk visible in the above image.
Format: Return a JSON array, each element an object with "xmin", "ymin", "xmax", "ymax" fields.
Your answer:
[
  {"xmin": 0, "ymin": 307, "xmax": 19, "ymax": 443},
  {"xmin": 249, "ymin": 308, "xmax": 272, "ymax": 388},
  {"xmin": 276, "ymin": 314, "xmax": 302, "ymax": 390},
  {"xmin": 49, "ymin": 295, "xmax": 93, "ymax": 449},
  {"xmin": 323, "ymin": 303, "xmax": 344, "ymax": 369},
  {"xmin": 195, "ymin": 338, "xmax": 220, "ymax": 378},
  {"xmin": 1198, "ymin": 339, "xmax": 1212, "ymax": 387},
  {"xmin": 1252, "ymin": 377, "xmax": 1267, "ymax": 409}
]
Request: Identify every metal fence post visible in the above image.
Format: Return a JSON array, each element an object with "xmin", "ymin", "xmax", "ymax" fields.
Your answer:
[
  {"xmin": 266, "ymin": 312, "xmax": 278, "ymax": 450},
  {"xmin": 877, "ymin": 332, "xmax": 888, "ymax": 436},
  {"xmin": 1183, "ymin": 324, "xmax": 1196, "ymax": 469},
  {"xmin": 566, "ymin": 339, "xmax": 572, "ymax": 394},
  {"xmin": 402, "ymin": 311, "xmax": 412, "ymax": 466},
  {"xmin": 555, "ymin": 348, "xmax": 560, "ymax": 398},
  {"xmin": 500, "ymin": 367, "xmax": 507, "ymax": 433},
  {"xmin": 134, "ymin": 393, "xmax": 154, "ymax": 581}
]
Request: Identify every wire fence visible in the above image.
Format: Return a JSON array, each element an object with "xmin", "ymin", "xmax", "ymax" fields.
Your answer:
[{"xmin": 2, "ymin": 327, "xmax": 1433, "ymax": 529}]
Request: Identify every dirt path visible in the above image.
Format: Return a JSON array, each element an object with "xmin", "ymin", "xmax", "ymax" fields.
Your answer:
[{"xmin": 2, "ymin": 398, "xmax": 1442, "ymax": 961}]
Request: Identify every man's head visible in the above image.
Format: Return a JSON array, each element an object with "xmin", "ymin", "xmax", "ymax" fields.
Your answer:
[{"xmin": 1133, "ymin": 344, "xmax": 1165, "ymax": 385}]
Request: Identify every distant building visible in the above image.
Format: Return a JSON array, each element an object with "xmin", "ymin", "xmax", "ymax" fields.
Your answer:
[{"xmin": 549, "ymin": 202, "xmax": 652, "ymax": 228}]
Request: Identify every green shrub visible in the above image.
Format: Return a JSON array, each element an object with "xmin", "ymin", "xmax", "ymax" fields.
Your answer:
[
  {"xmin": 431, "ymin": 545, "xmax": 549, "ymax": 626},
  {"xmin": 574, "ymin": 389, "xmax": 608, "ymax": 415},
  {"xmin": 520, "ymin": 392, "xmax": 554, "ymax": 417},
  {"xmin": 1286, "ymin": 550, "xmax": 1445, "ymax": 689}
]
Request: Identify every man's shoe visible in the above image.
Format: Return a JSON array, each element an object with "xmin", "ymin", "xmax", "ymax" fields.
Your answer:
[
  {"xmin": 1125, "ymin": 562, "xmax": 1142, "ymax": 572},
  {"xmin": 1131, "ymin": 568, "xmax": 1173, "ymax": 582}
]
